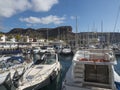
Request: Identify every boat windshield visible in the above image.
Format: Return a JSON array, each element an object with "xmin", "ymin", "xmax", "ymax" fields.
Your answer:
[
  {"xmin": 0, "ymin": 61, "xmax": 6, "ymax": 68},
  {"xmin": 34, "ymin": 53, "xmax": 56, "ymax": 65}
]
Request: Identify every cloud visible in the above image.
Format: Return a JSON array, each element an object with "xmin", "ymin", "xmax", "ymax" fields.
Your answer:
[
  {"xmin": 31, "ymin": 0, "xmax": 58, "ymax": 12},
  {"xmin": 19, "ymin": 15, "xmax": 65, "ymax": 25},
  {"xmin": 70, "ymin": 16, "xmax": 76, "ymax": 20},
  {"xmin": 0, "ymin": 0, "xmax": 31, "ymax": 18},
  {"xmin": 0, "ymin": 0, "xmax": 58, "ymax": 18}
]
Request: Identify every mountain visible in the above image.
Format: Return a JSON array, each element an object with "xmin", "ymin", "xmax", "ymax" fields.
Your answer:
[{"xmin": 6, "ymin": 26, "xmax": 74, "ymax": 40}]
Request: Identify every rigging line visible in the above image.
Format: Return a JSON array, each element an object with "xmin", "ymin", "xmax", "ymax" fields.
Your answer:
[{"xmin": 112, "ymin": 6, "xmax": 120, "ymax": 43}]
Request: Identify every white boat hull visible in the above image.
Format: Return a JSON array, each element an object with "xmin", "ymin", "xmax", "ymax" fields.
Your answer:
[{"xmin": 17, "ymin": 63, "xmax": 60, "ymax": 90}]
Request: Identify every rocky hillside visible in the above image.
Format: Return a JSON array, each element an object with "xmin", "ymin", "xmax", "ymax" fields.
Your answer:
[{"xmin": 6, "ymin": 26, "xmax": 74, "ymax": 40}]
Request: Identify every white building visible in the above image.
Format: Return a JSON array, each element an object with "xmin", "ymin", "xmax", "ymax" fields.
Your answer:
[
  {"xmin": 0, "ymin": 35, "xmax": 6, "ymax": 42},
  {"xmin": 10, "ymin": 37, "xmax": 16, "ymax": 42}
]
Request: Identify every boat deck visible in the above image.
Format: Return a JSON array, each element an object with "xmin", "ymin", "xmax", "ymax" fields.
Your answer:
[
  {"xmin": 62, "ymin": 85, "xmax": 112, "ymax": 90},
  {"xmin": 62, "ymin": 66, "xmax": 113, "ymax": 90}
]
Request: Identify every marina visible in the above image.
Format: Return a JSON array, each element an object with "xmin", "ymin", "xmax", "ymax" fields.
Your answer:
[
  {"xmin": 0, "ymin": 50, "xmax": 120, "ymax": 90},
  {"xmin": 1, "ymin": 0, "xmax": 120, "ymax": 90}
]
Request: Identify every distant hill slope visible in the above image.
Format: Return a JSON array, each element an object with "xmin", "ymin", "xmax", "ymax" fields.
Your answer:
[{"xmin": 6, "ymin": 26, "xmax": 74, "ymax": 40}]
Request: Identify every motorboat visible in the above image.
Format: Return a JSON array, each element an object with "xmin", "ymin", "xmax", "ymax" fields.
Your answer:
[
  {"xmin": 112, "ymin": 47, "xmax": 120, "ymax": 56},
  {"xmin": 16, "ymin": 52, "xmax": 60, "ymax": 90},
  {"xmin": 54, "ymin": 44, "xmax": 63, "ymax": 54},
  {"xmin": 62, "ymin": 49, "xmax": 117, "ymax": 90},
  {"xmin": 39, "ymin": 45, "xmax": 55, "ymax": 53},
  {"xmin": 60, "ymin": 46, "xmax": 73, "ymax": 55},
  {"xmin": 0, "ymin": 55, "xmax": 33, "ymax": 85},
  {"xmin": 32, "ymin": 47, "xmax": 41, "ymax": 53}
]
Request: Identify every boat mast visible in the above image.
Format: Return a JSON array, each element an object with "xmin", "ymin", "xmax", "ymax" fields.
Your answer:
[
  {"xmin": 112, "ymin": 6, "xmax": 120, "ymax": 44},
  {"xmin": 107, "ymin": 29, "xmax": 110, "ymax": 48},
  {"xmin": 87, "ymin": 25, "xmax": 90, "ymax": 48},
  {"xmin": 101, "ymin": 20, "xmax": 104, "ymax": 48},
  {"xmin": 47, "ymin": 28, "xmax": 48, "ymax": 44},
  {"xmin": 58, "ymin": 27, "xmax": 60, "ymax": 41},
  {"xmin": 75, "ymin": 16, "xmax": 78, "ymax": 49}
]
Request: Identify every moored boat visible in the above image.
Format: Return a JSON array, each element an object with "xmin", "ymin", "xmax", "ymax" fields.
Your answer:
[
  {"xmin": 16, "ymin": 52, "xmax": 60, "ymax": 90},
  {"xmin": 60, "ymin": 46, "xmax": 73, "ymax": 55},
  {"xmin": 0, "ymin": 55, "xmax": 33, "ymax": 85},
  {"xmin": 39, "ymin": 45, "xmax": 55, "ymax": 54},
  {"xmin": 62, "ymin": 49, "xmax": 117, "ymax": 90}
]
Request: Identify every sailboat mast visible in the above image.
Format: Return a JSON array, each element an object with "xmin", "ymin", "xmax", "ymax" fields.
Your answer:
[
  {"xmin": 87, "ymin": 25, "xmax": 89, "ymax": 47},
  {"xmin": 47, "ymin": 28, "xmax": 48, "ymax": 43},
  {"xmin": 101, "ymin": 20, "xmax": 104, "ymax": 48},
  {"xmin": 75, "ymin": 16, "xmax": 78, "ymax": 49}
]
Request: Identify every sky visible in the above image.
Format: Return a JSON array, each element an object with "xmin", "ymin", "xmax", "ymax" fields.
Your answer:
[{"xmin": 0, "ymin": 0, "xmax": 120, "ymax": 33}]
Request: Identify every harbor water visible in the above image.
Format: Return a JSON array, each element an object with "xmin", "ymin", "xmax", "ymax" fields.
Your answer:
[{"xmin": 0, "ymin": 54, "xmax": 120, "ymax": 90}]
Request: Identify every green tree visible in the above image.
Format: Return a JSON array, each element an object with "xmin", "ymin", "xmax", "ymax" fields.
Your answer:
[{"xmin": 15, "ymin": 35, "xmax": 21, "ymax": 42}]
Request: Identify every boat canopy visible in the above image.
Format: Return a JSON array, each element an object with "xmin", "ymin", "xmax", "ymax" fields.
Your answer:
[{"xmin": 7, "ymin": 56, "xmax": 24, "ymax": 63}]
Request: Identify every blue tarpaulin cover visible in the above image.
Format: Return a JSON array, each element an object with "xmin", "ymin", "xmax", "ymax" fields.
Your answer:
[{"xmin": 7, "ymin": 56, "xmax": 24, "ymax": 63}]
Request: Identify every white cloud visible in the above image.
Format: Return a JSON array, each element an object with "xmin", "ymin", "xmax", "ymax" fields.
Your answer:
[
  {"xmin": 0, "ymin": 0, "xmax": 31, "ymax": 18},
  {"xmin": 0, "ymin": 0, "xmax": 58, "ymax": 18},
  {"xmin": 20, "ymin": 16, "xmax": 41, "ymax": 24},
  {"xmin": 31, "ymin": 0, "xmax": 58, "ymax": 12},
  {"xmin": 19, "ymin": 15, "xmax": 65, "ymax": 25}
]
